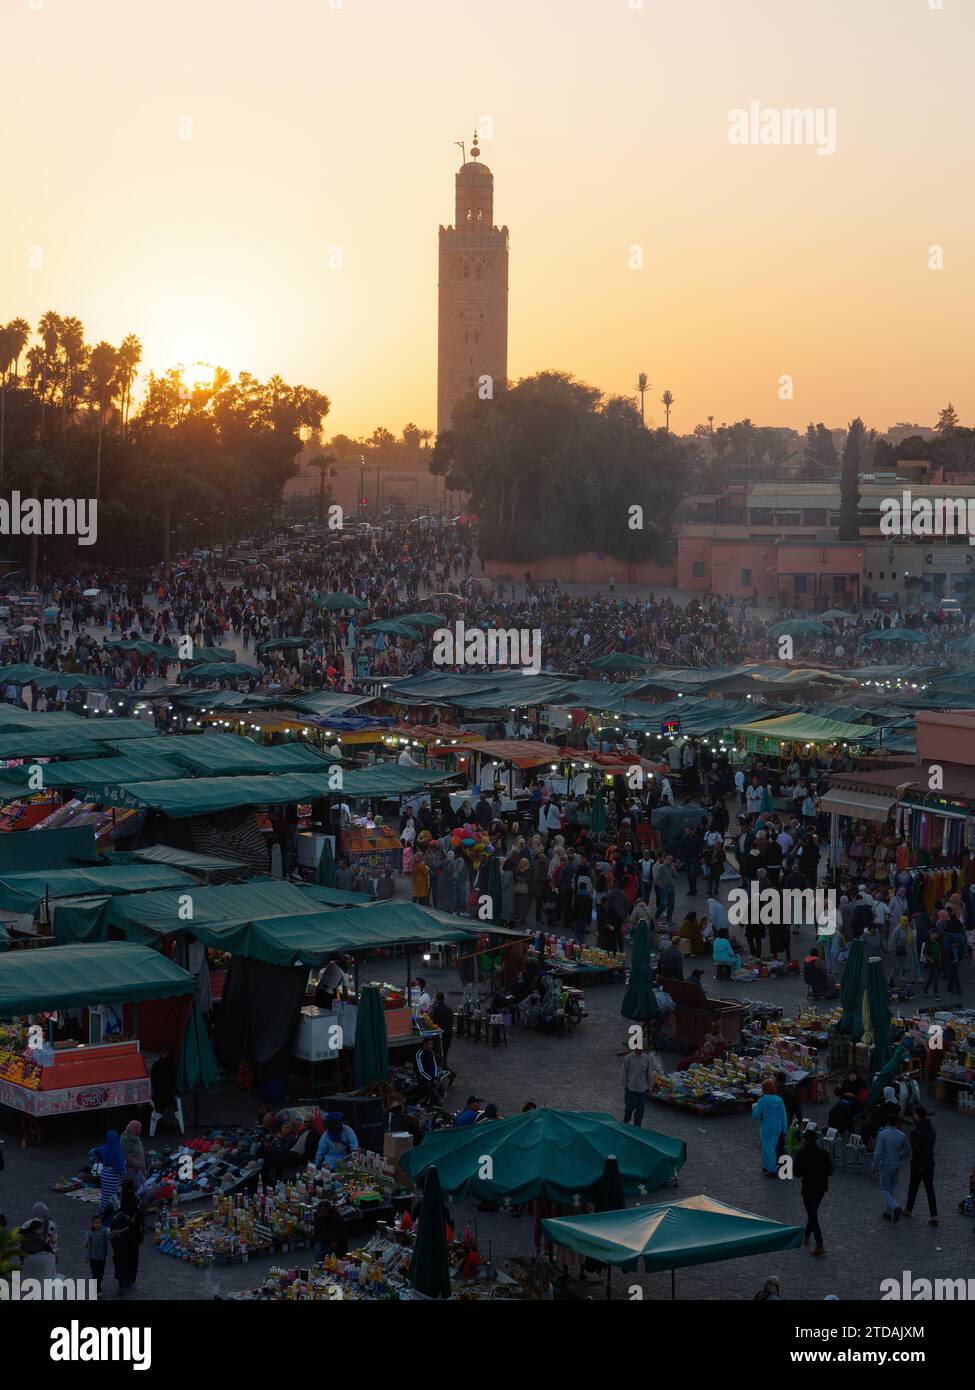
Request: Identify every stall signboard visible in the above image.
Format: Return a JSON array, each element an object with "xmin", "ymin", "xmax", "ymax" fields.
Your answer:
[
  {"xmin": 0, "ymin": 1074, "xmax": 150, "ymax": 1116},
  {"xmin": 661, "ymin": 716, "xmax": 682, "ymax": 737}
]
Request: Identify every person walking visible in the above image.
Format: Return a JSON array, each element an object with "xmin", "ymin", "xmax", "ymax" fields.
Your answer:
[
  {"xmin": 793, "ymin": 1128, "xmax": 832, "ymax": 1256},
  {"xmin": 871, "ymin": 1115, "xmax": 911, "ymax": 1223},
  {"xmin": 620, "ymin": 1040, "xmax": 657, "ymax": 1127},
  {"xmin": 920, "ymin": 929, "xmax": 941, "ymax": 998},
  {"xmin": 652, "ymin": 854, "xmax": 677, "ymax": 925},
  {"xmin": 903, "ymin": 1106, "xmax": 938, "ymax": 1226},
  {"xmin": 751, "ymin": 1079, "xmax": 789, "ymax": 1177},
  {"xmin": 84, "ymin": 1213, "xmax": 109, "ymax": 1295}
]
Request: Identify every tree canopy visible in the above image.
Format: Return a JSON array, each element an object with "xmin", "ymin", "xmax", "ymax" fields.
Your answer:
[{"xmin": 430, "ymin": 370, "xmax": 692, "ymax": 562}]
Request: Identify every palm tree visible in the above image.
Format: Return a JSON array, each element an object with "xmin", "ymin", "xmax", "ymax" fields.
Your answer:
[
  {"xmin": 87, "ymin": 341, "xmax": 118, "ymax": 500},
  {"xmin": 5, "ymin": 319, "xmax": 30, "ymax": 383},
  {"xmin": 36, "ymin": 310, "xmax": 62, "ymax": 438},
  {"xmin": 115, "ymin": 334, "xmax": 142, "ymax": 439},
  {"xmin": 59, "ymin": 316, "xmax": 87, "ymax": 432},
  {"xmin": 0, "ymin": 324, "xmax": 20, "ymax": 484},
  {"xmin": 660, "ymin": 389, "xmax": 675, "ymax": 432},
  {"xmin": 8, "ymin": 445, "xmax": 63, "ymax": 586},
  {"xmin": 308, "ymin": 452, "xmax": 336, "ymax": 524},
  {"xmin": 635, "ymin": 372, "xmax": 649, "ymax": 425}
]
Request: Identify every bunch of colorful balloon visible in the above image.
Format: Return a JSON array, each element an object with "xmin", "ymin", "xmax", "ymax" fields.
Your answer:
[{"xmin": 447, "ymin": 821, "xmax": 493, "ymax": 868}]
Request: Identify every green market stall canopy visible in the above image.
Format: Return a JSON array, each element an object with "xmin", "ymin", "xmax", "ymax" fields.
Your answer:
[
  {"xmin": 729, "ymin": 711, "xmax": 876, "ymax": 749},
  {"xmin": 0, "ymin": 940, "xmax": 196, "ymax": 1016},
  {"xmin": 541, "ymin": 1194, "xmax": 803, "ymax": 1272},
  {"xmin": 0, "ymin": 862, "xmax": 200, "ymax": 914}
]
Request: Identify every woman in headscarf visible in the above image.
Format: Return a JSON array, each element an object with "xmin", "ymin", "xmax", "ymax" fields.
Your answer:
[
  {"xmin": 752, "ymin": 1078, "xmax": 789, "ymax": 1176},
  {"xmin": 109, "ymin": 1178, "xmax": 145, "ymax": 1292},
  {"xmin": 705, "ymin": 896, "xmax": 730, "ymax": 943},
  {"xmin": 89, "ymin": 1129, "xmax": 126, "ymax": 1221},
  {"xmin": 678, "ymin": 909, "xmax": 706, "ymax": 956},
  {"xmin": 121, "ymin": 1120, "xmax": 147, "ymax": 1193}
]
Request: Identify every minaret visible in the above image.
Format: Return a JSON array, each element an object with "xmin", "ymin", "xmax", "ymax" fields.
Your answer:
[{"xmin": 437, "ymin": 132, "xmax": 509, "ymax": 436}]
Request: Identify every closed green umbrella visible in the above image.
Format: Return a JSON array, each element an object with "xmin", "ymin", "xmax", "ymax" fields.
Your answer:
[
  {"xmin": 863, "ymin": 954, "xmax": 895, "ymax": 1072},
  {"xmin": 482, "ymin": 853, "xmax": 502, "ymax": 926},
  {"xmin": 315, "ymin": 836, "xmax": 335, "ymax": 887},
  {"xmin": 866, "ymin": 1040, "xmax": 911, "ymax": 1106},
  {"xmin": 354, "ymin": 984, "xmax": 389, "ymax": 1089},
  {"xmin": 409, "ymin": 1165, "xmax": 452, "ymax": 1300},
  {"xmin": 590, "ymin": 788, "xmax": 608, "ymax": 833},
  {"xmin": 621, "ymin": 919, "xmax": 659, "ymax": 1027},
  {"xmin": 399, "ymin": 1108, "xmax": 686, "ymax": 1205},
  {"xmin": 859, "ymin": 628, "xmax": 928, "ymax": 645},
  {"xmin": 837, "ymin": 936, "xmax": 867, "ymax": 1038},
  {"xmin": 176, "ymin": 999, "xmax": 221, "ymax": 1093},
  {"xmin": 593, "ymin": 1153, "xmax": 627, "ymax": 1299}
]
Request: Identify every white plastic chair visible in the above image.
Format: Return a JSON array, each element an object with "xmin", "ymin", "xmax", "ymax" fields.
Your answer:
[{"xmin": 149, "ymin": 1095, "xmax": 184, "ymax": 1137}]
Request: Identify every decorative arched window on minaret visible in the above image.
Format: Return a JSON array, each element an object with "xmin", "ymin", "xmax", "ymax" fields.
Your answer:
[{"xmin": 437, "ymin": 131, "xmax": 509, "ymax": 436}]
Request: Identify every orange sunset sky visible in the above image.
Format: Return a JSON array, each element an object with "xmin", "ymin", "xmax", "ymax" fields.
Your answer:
[{"xmin": 2, "ymin": 0, "xmax": 972, "ymax": 440}]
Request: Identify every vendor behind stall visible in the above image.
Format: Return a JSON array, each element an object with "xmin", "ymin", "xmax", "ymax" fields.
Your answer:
[{"xmin": 315, "ymin": 1112, "xmax": 359, "ymax": 1168}]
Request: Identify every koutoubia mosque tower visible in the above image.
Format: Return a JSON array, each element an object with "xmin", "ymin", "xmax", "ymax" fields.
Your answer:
[{"xmin": 437, "ymin": 132, "xmax": 509, "ymax": 436}]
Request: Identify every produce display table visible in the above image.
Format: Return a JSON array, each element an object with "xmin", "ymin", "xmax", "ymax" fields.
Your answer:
[
  {"xmin": 345, "ymin": 824, "xmax": 401, "ymax": 877},
  {"xmin": 0, "ymin": 1036, "xmax": 149, "ymax": 1141}
]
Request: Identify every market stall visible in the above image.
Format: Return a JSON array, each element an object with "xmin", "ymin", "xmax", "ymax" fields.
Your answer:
[{"xmin": 0, "ymin": 940, "xmax": 196, "ymax": 1141}]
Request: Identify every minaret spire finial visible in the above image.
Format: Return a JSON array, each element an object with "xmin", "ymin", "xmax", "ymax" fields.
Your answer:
[{"xmin": 470, "ymin": 128, "xmax": 480, "ymax": 160}]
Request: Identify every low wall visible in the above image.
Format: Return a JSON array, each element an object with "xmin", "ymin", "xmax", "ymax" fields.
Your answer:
[{"xmin": 482, "ymin": 553, "xmax": 677, "ymax": 586}]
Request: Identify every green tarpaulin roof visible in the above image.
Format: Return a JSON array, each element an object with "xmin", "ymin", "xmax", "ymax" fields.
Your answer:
[
  {"xmin": 0, "ymin": 746, "xmax": 184, "ymax": 799},
  {"xmin": 624, "ymin": 697, "xmax": 756, "ymax": 736},
  {"xmin": 0, "ymin": 863, "xmax": 200, "ymax": 914},
  {"xmin": 0, "ymin": 941, "xmax": 196, "ymax": 1016},
  {"xmin": 99, "ymin": 890, "xmax": 470, "ymax": 966},
  {"xmin": 77, "ymin": 771, "xmax": 344, "ymax": 816},
  {"xmin": 0, "ymin": 826, "xmax": 97, "ymax": 873},
  {"xmin": 589, "ymin": 652, "xmax": 654, "ymax": 672},
  {"xmin": 164, "ymin": 733, "xmax": 336, "ymax": 776},
  {"xmin": 184, "ymin": 662, "xmax": 260, "ymax": 680},
  {"xmin": 542, "ymin": 1195, "xmax": 804, "ymax": 1271},
  {"xmin": 285, "ymin": 693, "xmax": 376, "ymax": 718},
  {"xmin": 0, "ymin": 727, "xmax": 105, "ymax": 759},
  {"xmin": 128, "ymin": 845, "xmax": 252, "ymax": 874},
  {"xmin": 729, "ymin": 712, "xmax": 875, "ymax": 743}
]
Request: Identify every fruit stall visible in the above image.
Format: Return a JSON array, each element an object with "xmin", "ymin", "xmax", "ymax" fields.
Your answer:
[{"xmin": 0, "ymin": 940, "xmax": 196, "ymax": 1143}]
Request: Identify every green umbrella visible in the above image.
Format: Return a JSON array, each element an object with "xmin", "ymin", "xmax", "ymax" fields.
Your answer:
[
  {"xmin": 621, "ymin": 919, "xmax": 659, "ymax": 1026},
  {"xmin": 186, "ymin": 646, "xmax": 237, "ymax": 663},
  {"xmin": 863, "ymin": 954, "xmax": 895, "ymax": 1072},
  {"xmin": 362, "ymin": 620, "xmax": 420, "ymax": 640},
  {"xmin": 0, "ymin": 663, "xmax": 54, "ymax": 685},
  {"xmin": 541, "ymin": 1195, "xmax": 803, "ymax": 1279},
  {"xmin": 591, "ymin": 652, "xmax": 654, "ymax": 673},
  {"xmin": 409, "ymin": 1165, "xmax": 452, "ymax": 1300},
  {"xmin": 821, "ymin": 610, "xmax": 852, "ymax": 622},
  {"xmin": 176, "ymin": 999, "xmax": 221, "ymax": 1093},
  {"xmin": 837, "ymin": 936, "xmax": 867, "ymax": 1038},
  {"xmin": 257, "ymin": 636, "xmax": 310, "ymax": 654},
  {"xmin": 947, "ymin": 635, "xmax": 975, "ymax": 655},
  {"xmin": 396, "ymin": 613, "xmax": 446, "ymax": 628},
  {"xmin": 859, "ymin": 628, "xmax": 928, "ymax": 645},
  {"xmin": 185, "ymin": 662, "xmax": 259, "ymax": 680},
  {"xmin": 315, "ymin": 836, "xmax": 335, "ymax": 887},
  {"xmin": 866, "ymin": 1040, "xmax": 911, "ymax": 1106},
  {"xmin": 590, "ymin": 788, "xmax": 607, "ymax": 833},
  {"xmin": 399, "ymin": 1107, "xmax": 686, "ymax": 1206},
  {"xmin": 354, "ymin": 984, "xmax": 389, "ymax": 1089},
  {"xmin": 767, "ymin": 619, "xmax": 829, "ymax": 638},
  {"xmin": 315, "ymin": 592, "xmax": 368, "ymax": 611}
]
